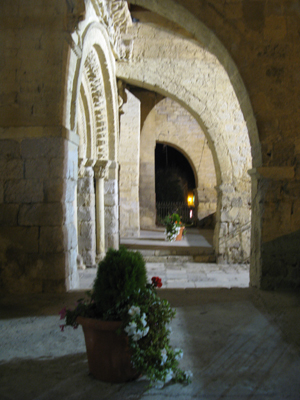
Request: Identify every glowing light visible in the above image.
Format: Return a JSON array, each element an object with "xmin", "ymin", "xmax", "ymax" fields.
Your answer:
[{"xmin": 187, "ymin": 194, "xmax": 194, "ymax": 206}]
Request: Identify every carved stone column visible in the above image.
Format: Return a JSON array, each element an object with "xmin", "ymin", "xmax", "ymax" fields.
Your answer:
[
  {"xmin": 77, "ymin": 161, "xmax": 96, "ymax": 268},
  {"xmin": 105, "ymin": 161, "xmax": 120, "ymax": 250},
  {"xmin": 94, "ymin": 160, "xmax": 109, "ymax": 262}
]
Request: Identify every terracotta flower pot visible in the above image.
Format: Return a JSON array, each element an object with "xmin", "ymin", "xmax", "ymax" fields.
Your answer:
[
  {"xmin": 77, "ymin": 316, "xmax": 139, "ymax": 383},
  {"xmin": 176, "ymin": 226, "xmax": 185, "ymax": 241}
]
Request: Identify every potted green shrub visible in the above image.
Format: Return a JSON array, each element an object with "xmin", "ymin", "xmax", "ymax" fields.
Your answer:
[
  {"xmin": 59, "ymin": 246, "xmax": 192, "ymax": 387},
  {"xmin": 163, "ymin": 213, "xmax": 185, "ymax": 242}
]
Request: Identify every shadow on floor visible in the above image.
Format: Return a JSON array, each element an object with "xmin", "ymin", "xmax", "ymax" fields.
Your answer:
[{"xmin": 0, "ymin": 288, "xmax": 300, "ymax": 399}]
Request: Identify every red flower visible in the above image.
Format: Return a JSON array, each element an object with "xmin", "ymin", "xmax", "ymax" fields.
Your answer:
[
  {"xmin": 152, "ymin": 276, "xmax": 162, "ymax": 288},
  {"xmin": 59, "ymin": 306, "xmax": 67, "ymax": 320}
]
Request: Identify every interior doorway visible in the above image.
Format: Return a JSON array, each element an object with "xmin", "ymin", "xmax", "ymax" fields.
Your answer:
[{"xmin": 155, "ymin": 143, "xmax": 197, "ymax": 226}]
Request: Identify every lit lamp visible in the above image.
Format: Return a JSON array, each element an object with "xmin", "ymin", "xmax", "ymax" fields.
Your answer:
[{"xmin": 187, "ymin": 194, "xmax": 194, "ymax": 207}]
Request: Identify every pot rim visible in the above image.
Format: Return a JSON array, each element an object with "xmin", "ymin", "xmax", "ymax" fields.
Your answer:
[{"xmin": 76, "ymin": 316, "xmax": 123, "ymax": 331}]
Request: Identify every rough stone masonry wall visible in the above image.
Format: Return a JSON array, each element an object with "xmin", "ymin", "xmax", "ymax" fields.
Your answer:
[
  {"xmin": 0, "ymin": 1, "xmax": 79, "ymax": 293},
  {"xmin": 117, "ymin": 21, "xmax": 252, "ymax": 263},
  {"xmin": 0, "ymin": 136, "xmax": 79, "ymax": 293},
  {"xmin": 171, "ymin": 0, "xmax": 300, "ymax": 288},
  {"xmin": 119, "ymin": 89, "xmax": 141, "ymax": 237},
  {"xmin": 123, "ymin": 0, "xmax": 300, "ymax": 286}
]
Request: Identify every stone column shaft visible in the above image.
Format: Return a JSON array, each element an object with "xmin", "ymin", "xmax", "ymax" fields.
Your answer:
[
  {"xmin": 94, "ymin": 160, "xmax": 109, "ymax": 261},
  {"xmin": 95, "ymin": 176, "xmax": 105, "ymax": 257}
]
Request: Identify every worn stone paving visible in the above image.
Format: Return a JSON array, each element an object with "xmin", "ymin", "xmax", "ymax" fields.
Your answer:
[
  {"xmin": 1, "ymin": 288, "xmax": 300, "ymax": 400},
  {"xmin": 79, "ymin": 262, "xmax": 250, "ymax": 290}
]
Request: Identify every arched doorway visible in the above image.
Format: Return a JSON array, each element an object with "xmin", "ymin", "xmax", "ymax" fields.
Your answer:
[
  {"xmin": 155, "ymin": 143, "xmax": 198, "ymax": 226},
  {"xmin": 64, "ymin": 19, "xmax": 121, "ymax": 278}
]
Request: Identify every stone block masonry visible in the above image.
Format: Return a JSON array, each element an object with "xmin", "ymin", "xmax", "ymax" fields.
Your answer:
[
  {"xmin": 119, "ymin": 89, "xmax": 141, "ymax": 237},
  {"xmin": 0, "ymin": 136, "xmax": 79, "ymax": 294}
]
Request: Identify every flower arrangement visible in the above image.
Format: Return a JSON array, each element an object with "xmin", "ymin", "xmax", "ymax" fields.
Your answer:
[
  {"xmin": 163, "ymin": 213, "xmax": 184, "ymax": 242},
  {"xmin": 59, "ymin": 247, "xmax": 192, "ymax": 387}
]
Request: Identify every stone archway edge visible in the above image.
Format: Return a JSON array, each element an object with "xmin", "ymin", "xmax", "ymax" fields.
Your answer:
[{"xmin": 117, "ymin": 20, "xmax": 253, "ymax": 263}]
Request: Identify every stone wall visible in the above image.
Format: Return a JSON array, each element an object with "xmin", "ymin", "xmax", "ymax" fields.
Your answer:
[
  {"xmin": 0, "ymin": 0, "xmax": 125, "ymax": 293},
  {"xmin": 0, "ymin": 1, "xmax": 79, "ymax": 293},
  {"xmin": 118, "ymin": 22, "xmax": 252, "ymax": 262},
  {"xmin": 1, "ymin": 0, "xmax": 300, "ymax": 291},
  {"xmin": 0, "ymin": 135, "xmax": 79, "ymax": 294},
  {"xmin": 119, "ymin": 89, "xmax": 141, "ymax": 237},
  {"xmin": 129, "ymin": 0, "xmax": 300, "ymax": 288}
]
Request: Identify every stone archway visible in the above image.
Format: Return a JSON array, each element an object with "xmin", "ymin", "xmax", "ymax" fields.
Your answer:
[
  {"xmin": 139, "ymin": 97, "xmax": 217, "ymax": 229},
  {"xmin": 117, "ymin": 18, "xmax": 254, "ymax": 264},
  {"xmin": 76, "ymin": 46, "xmax": 110, "ymax": 268},
  {"xmin": 63, "ymin": 1, "xmax": 129, "ymax": 277}
]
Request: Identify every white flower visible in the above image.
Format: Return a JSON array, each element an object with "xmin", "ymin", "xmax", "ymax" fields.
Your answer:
[
  {"xmin": 128, "ymin": 306, "xmax": 140, "ymax": 317},
  {"xmin": 160, "ymin": 348, "xmax": 168, "ymax": 365},
  {"xmin": 164, "ymin": 369, "xmax": 173, "ymax": 383},
  {"xmin": 140, "ymin": 313, "xmax": 147, "ymax": 327},
  {"xmin": 124, "ymin": 321, "xmax": 137, "ymax": 336},
  {"xmin": 132, "ymin": 329, "xmax": 144, "ymax": 341},
  {"xmin": 174, "ymin": 348, "xmax": 183, "ymax": 360},
  {"xmin": 184, "ymin": 370, "xmax": 193, "ymax": 379},
  {"xmin": 143, "ymin": 326, "xmax": 149, "ymax": 336}
]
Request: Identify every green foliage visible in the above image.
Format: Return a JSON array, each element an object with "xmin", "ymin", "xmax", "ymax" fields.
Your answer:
[
  {"xmin": 121, "ymin": 284, "xmax": 192, "ymax": 387},
  {"xmin": 59, "ymin": 249, "xmax": 192, "ymax": 388},
  {"xmin": 64, "ymin": 292, "xmax": 98, "ymax": 327},
  {"xmin": 163, "ymin": 213, "xmax": 184, "ymax": 242},
  {"xmin": 92, "ymin": 246, "xmax": 147, "ymax": 318}
]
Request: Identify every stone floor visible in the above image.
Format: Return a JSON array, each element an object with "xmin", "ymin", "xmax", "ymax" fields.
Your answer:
[
  {"xmin": 120, "ymin": 227, "xmax": 214, "ymax": 250},
  {"xmin": 1, "ymin": 287, "xmax": 300, "ymax": 400},
  {"xmin": 1, "ymin": 231, "xmax": 299, "ymax": 399},
  {"xmin": 79, "ymin": 262, "xmax": 250, "ymax": 290},
  {"xmin": 79, "ymin": 228, "xmax": 250, "ymax": 290}
]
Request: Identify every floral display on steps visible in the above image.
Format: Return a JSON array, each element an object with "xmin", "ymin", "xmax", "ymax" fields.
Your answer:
[{"xmin": 163, "ymin": 213, "xmax": 185, "ymax": 242}]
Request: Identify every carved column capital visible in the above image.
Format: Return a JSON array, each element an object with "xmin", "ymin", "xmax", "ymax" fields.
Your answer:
[
  {"xmin": 78, "ymin": 158, "xmax": 96, "ymax": 178},
  {"xmin": 94, "ymin": 160, "xmax": 109, "ymax": 179}
]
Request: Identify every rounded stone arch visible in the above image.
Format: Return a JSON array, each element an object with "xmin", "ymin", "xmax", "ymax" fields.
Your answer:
[
  {"xmin": 65, "ymin": 22, "xmax": 119, "ymax": 165},
  {"xmin": 156, "ymin": 140, "xmax": 198, "ymax": 191},
  {"xmin": 63, "ymin": 21, "xmax": 121, "ymax": 269},
  {"xmin": 81, "ymin": 46, "xmax": 109, "ymax": 162},
  {"xmin": 128, "ymin": 0, "xmax": 261, "ymax": 168},
  {"xmin": 118, "ymin": 21, "xmax": 253, "ymax": 263},
  {"xmin": 77, "ymin": 83, "xmax": 90, "ymax": 162},
  {"xmin": 139, "ymin": 95, "xmax": 217, "ymax": 230}
]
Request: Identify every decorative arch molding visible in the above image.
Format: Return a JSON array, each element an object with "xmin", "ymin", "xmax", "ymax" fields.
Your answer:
[
  {"xmin": 63, "ymin": 17, "xmax": 122, "ymax": 270},
  {"xmin": 65, "ymin": 21, "xmax": 119, "ymax": 164},
  {"xmin": 90, "ymin": 0, "xmax": 133, "ymax": 60},
  {"xmin": 83, "ymin": 47, "xmax": 108, "ymax": 161},
  {"xmin": 77, "ymin": 84, "xmax": 89, "ymax": 163}
]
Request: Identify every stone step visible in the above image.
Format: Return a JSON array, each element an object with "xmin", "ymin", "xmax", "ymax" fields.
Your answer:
[
  {"xmin": 123, "ymin": 246, "xmax": 216, "ymax": 263},
  {"xmin": 143, "ymin": 254, "xmax": 216, "ymax": 263}
]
